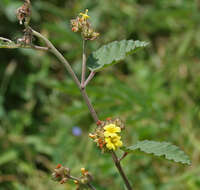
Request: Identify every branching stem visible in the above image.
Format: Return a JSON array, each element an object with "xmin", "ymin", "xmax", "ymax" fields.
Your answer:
[
  {"xmin": 119, "ymin": 152, "xmax": 129, "ymax": 162},
  {"xmin": 32, "ymin": 28, "xmax": 130, "ymax": 188},
  {"xmin": 84, "ymin": 71, "xmax": 96, "ymax": 87},
  {"xmin": 31, "ymin": 28, "xmax": 99, "ymax": 122},
  {"xmin": 0, "ymin": 37, "xmax": 48, "ymax": 51},
  {"xmin": 111, "ymin": 151, "xmax": 132, "ymax": 190},
  {"xmin": 2, "ymin": 28, "xmax": 131, "ymax": 190},
  {"xmin": 31, "ymin": 28, "xmax": 81, "ymax": 88}
]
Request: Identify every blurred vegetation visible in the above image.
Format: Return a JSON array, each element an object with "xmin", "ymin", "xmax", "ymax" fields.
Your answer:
[{"xmin": 0, "ymin": 0, "xmax": 200, "ymax": 189}]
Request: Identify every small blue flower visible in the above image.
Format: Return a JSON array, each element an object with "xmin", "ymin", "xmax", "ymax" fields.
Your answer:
[{"xmin": 72, "ymin": 126, "xmax": 82, "ymax": 136}]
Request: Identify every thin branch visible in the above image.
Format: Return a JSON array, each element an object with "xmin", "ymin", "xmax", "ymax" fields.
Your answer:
[
  {"xmin": 31, "ymin": 28, "xmax": 81, "ymax": 88},
  {"xmin": 2, "ymin": 27, "xmax": 131, "ymax": 190},
  {"xmin": 32, "ymin": 45, "xmax": 49, "ymax": 51},
  {"xmin": 84, "ymin": 71, "xmax": 96, "ymax": 87},
  {"xmin": 81, "ymin": 39, "xmax": 87, "ymax": 88},
  {"xmin": 0, "ymin": 38, "xmax": 49, "ymax": 51},
  {"xmin": 81, "ymin": 88, "xmax": 99, "ymax": 122},
  {"xmin": 87, "ymin": 183, "xmax": 96, "ymax": 190},
  {"xmin": 111, "ymin": 151, "xmax": 132, "ymax": 190},
  {"xmin": 68, "ymin": 175, "xmax": 96, "ymax": 190},
  {"xmin": 67, "ymin": 175, "xmax": 80, "ymax": 182},
  {"xmin": 0, "ymin": 37, "xmax": 12, "ymax": 43},
  {"xmin": 119, "ymin": 152, "xmax": 129, "ymax": 162},
  {"xmin": 31, "ymin": 28, "xmax": 99, "ymax": 122},
  {"xmin": 31, "ymin": 30, "xmax": 130, "ymax": 189}
]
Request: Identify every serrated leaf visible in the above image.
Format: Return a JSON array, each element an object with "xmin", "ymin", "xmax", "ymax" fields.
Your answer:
[
  {"xmin": 122, "ymin": 140, "xmax": 191, "ymax": 165},
  {"xmin": 87, "ymin": 40, "xmax": 149, "ymax": 71}
]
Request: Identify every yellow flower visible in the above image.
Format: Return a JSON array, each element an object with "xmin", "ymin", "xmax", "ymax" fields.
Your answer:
[
  {"xmin": 105, "ymin": 135, "xmax": 123, "ymax": 150},
  {"xmin": 80, "ymin": 9, "xmax": 90, "ymax": 20},
  {"xmin": 104, "ymin": 124, "xmax": 121, "ymax": 137}
]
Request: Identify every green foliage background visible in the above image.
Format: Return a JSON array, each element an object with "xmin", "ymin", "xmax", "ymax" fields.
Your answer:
[{"xmin": 0, "ymin": 0, "xmax": 200, "ymax": 189}]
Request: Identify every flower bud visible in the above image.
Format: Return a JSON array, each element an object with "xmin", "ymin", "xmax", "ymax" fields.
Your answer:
[{"xmin": 74, "ymin": 180, "xmax": 79, "ymax": 184}]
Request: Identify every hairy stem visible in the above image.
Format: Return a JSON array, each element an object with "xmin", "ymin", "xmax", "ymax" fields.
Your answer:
[
  {"xmin": 81, "ymin": 39, "xmax": 87, "ymax": 88},
  {"xmin": 111, "ymin": 152, "xmax": 132, "ymax": 190},
  {"xmin": 84, "ymin": 71, "xmax": 96, "ymax": 87}
]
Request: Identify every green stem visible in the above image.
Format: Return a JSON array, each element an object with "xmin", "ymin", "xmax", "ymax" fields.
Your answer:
[
  {"xmin": 84, "ymin": 71, "xmax": 96, "ymax": 88},
  {"xmin": 81, "ymin": 39, "xmax": 87, "ymax": 88}
]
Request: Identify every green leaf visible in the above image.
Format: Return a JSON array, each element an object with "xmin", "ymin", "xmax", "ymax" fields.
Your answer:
[
  {"xmin": 0, "ymin": 150, "xmax": 18, "ymax": 166},
  {"xmin": 87, "ymin": 40, "xmax": 149, "ymax": 71},
  {"xmin": 122, "ymin": 140, "xmax": 191, "ymax": 165}
]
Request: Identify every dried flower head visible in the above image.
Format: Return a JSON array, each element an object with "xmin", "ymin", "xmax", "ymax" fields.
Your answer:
[
  {"xmin": 16, "ymin": 0, "xmax": 31, "ymax": 25},
  {"xmin": 51, "ymin": 164, "xmax": 70, "ymax": 184}
]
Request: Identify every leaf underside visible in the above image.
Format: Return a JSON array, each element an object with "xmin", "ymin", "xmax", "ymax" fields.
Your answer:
[
  {"xmin": 0, "ymin": 40, "xmax": 19, "ymax": 49},
  {"xmin": 122, "ymin": 140, "xmax": 191, "ymax": 165},
  {"xmin": 87, "ymin": 40, "xmax": 149, "ymax": 72}
]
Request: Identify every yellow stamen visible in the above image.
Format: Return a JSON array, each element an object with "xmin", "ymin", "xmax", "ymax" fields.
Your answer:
[{"xmin": 80, "ymin": 9, "xmax": 90, "ymax": 20}]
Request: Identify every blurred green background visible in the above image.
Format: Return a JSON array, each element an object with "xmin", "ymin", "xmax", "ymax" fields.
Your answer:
[{"xmin": 0, "ymin": 0, "xmax": 200, "ymax": 189}]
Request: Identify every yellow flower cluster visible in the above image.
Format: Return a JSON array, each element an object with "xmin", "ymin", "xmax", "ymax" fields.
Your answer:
[{"xmin": 104, "ymin": 124, "xmax": 123, "ymax": 150}]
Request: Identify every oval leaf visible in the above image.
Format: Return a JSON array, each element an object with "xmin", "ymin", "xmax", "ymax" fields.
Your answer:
[
  {"xmin": 122, "ymin": 140, "xmax": 191, "ymax": 165},
  {"xmin": 87, "ymin": 40, "xmax": 149, "ymax": 71}
]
